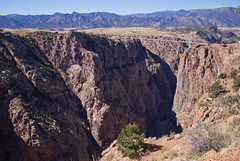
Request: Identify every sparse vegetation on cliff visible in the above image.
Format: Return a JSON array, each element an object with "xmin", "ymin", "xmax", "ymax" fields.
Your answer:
[
  {"xmin": 232, "ymin": 77, "xmax": 240, "ymax": 91},
  {"xmin": 229, "ymin": 68, "xmax": 240, "ymax": 91},
  {"xmin": 208, "ymin": 81, "xmax": 226, "ymax": 98},
  {"xmin": 218, "ymin": 72, "xmax": 227, "ymax": 79},
  {"xmin": 230, "ymin": 69, "xmax": 238, "ymax": 79}
]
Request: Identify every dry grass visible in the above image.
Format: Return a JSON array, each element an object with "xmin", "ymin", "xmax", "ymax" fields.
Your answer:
[
  {"xmin": 185, "ymin": 123, "xmax": 231, "ymax": 158},
  {"xmin": 219, "ymin": 27, "xmax": 240, "ymax": 31},
  {"xmin": 80, "ymin": 27, "xmax": 189, "ymax": 39},
  {"xmin": 3, "ymin": 27, "xmax": 197, "ymax": 42},
  {"xmin": 3, "ymin": 28, "xmax": 41, "ymax": 36},
  {"xmin": 3, "ymin": 28, "xmax": 67, "ymax": 36}
]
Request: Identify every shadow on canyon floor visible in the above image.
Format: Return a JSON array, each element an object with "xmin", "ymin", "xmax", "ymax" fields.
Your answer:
[
  {"xmin": 146, "ymin": 50, "xmax": 182, "ymax": 138},
  {"xmin": 147, "ymin": 103, "xmax": 182, "ymax": 138},
  {"xmin": 145, "ymin": 143, "xmax": 163, "ymax": 152}
]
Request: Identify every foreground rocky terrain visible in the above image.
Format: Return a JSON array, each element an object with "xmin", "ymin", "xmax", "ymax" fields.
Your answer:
[
  {"xmin": 102, "ymin": 115, "xmax": 240, "ymax": 161},
  {"xmin": 102, "ymin": 39, "xmax": 240, "ymax": 160},
  {"xmin": 0, "ymin": 30, "xmax": 239, "ymax": 160}
]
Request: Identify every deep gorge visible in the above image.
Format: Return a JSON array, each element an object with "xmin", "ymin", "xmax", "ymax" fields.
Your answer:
[{"xmin": 0, "ymin": 31, "xmax": 240, "ymax": 160}]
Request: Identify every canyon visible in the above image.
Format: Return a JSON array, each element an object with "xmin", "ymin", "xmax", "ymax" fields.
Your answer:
[{"xmin": 0, "ymin": 30, "xmax": 240, "ymax": 160}]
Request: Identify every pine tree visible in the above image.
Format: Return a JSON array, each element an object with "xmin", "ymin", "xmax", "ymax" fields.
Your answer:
[
  {"xmin": 208, "ymin": 81, "xmax": 226, "ymax": 98},
  {"xmin": 117, "ymin": 123, "xmax": 145, "ymax": 159}
]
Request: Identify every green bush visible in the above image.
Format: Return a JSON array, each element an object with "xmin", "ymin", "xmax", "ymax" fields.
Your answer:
[
  {"xmin": 226, "ymin": 95, "xmax": 239, "ymax": 104},
  {"xmin": 230, "ymin": 69, "xmax": 238, "ymax": 79},
  {"xmin": 229, "ymin": 40, "xmax": 237, "ymax": 44},
  {"xmin": 198, "ymin": 102, "xmax": 208, "ymax": 107},
  {"xmin": 208, "ymin": 81, "xmax": 226, "ymax": 98},
  {"xmin": 117, "ymin": 123, "xmax": 145, "ymax": 159},
  {"xmin": 232, "ymin": 77, "xmax": 240, "ymax": 91},
  {"xmin": 162, "ymin": 155, "xmax": 168, "ymax": 159},
  {"xmin": 218, "ymin": 72, "xmax": 227, "ymax": 79}
]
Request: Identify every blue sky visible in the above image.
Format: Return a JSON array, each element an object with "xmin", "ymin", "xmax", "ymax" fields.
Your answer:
[{"xmin": 0, "ymin": 0, "xmax": 239, "ymax": 15}]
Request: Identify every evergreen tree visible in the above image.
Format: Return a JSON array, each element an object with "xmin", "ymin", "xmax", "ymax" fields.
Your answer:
[
  {"xmin": 117, "ymin": 123, "xmax": 145, "ymax": 159},
  {"xmin": 208, "ymin": 81, "xmax": 226, "ymax": 98}
]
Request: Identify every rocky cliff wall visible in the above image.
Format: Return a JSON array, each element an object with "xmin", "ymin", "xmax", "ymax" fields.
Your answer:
[
  {"xmin": 0, "ymin": 32, "xmax": 100, "ymax": 161},
  {"xmin": 174, "ymin": 45, "xmax": 220, "ymax": 112},
  {"xmin": 173, "ymin": 44, "xmax": 240, "ymax": 127},
  {"xmin": 141, "ymin": 38, "xmax": 240, "ymax": 127},
  {"xmin": 140, "ymin": 37, "xmax": 187, "ymax": 74},
  {"xmin": 29, "ymin": 31, "xmax": 177, "ymax": 148}
]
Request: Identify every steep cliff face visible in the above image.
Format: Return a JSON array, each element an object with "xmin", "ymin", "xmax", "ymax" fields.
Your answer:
[
  {"xmin": 141, "ymin": 38, "xmax": 240, "ymax": 127},
  {"xmin": 173, "ymin": 44, "xmax": 240, "ymax": 127},
  {"xmin": 29, "ymin": 31, "xmax": 177, "ymax": 148},
  {"xmin": 0, "ymin": 31, "xmax": 177, "ymax": 160},
  {"xmin": 0, "ymin": 32, "xmax": 100, "ymax": 161},
  {"xmin": 140, "ymin": 37, "xmax": 187, "ymax": 74}
]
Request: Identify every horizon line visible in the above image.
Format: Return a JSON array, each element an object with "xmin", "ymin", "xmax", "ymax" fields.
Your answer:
[{"xmin": 0, "ymin": 6, "xmax": 235, "ymax": 16}]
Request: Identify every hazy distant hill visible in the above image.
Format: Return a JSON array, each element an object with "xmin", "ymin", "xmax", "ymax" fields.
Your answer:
[
  {"xmin": 1, "ymin": 7, "xmax": 240, "ymax": 29},
  {"xmin": 132, "ymin": 9, "xmax": 190, "ymax": 18},
  {"xmin": 0, "ymin": 15, "xmax": 21, "ymax": 28}
]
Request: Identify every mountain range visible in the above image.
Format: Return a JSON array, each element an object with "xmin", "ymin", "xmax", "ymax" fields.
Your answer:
[{"xmin": 0, "ymin": 7, "xmax": 240, "ymax": 30}]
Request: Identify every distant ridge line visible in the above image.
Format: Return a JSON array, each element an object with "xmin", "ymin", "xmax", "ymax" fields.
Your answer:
[{"xmin": 1, "ymin": 7, "xmax": 240, "ymax": 29}]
